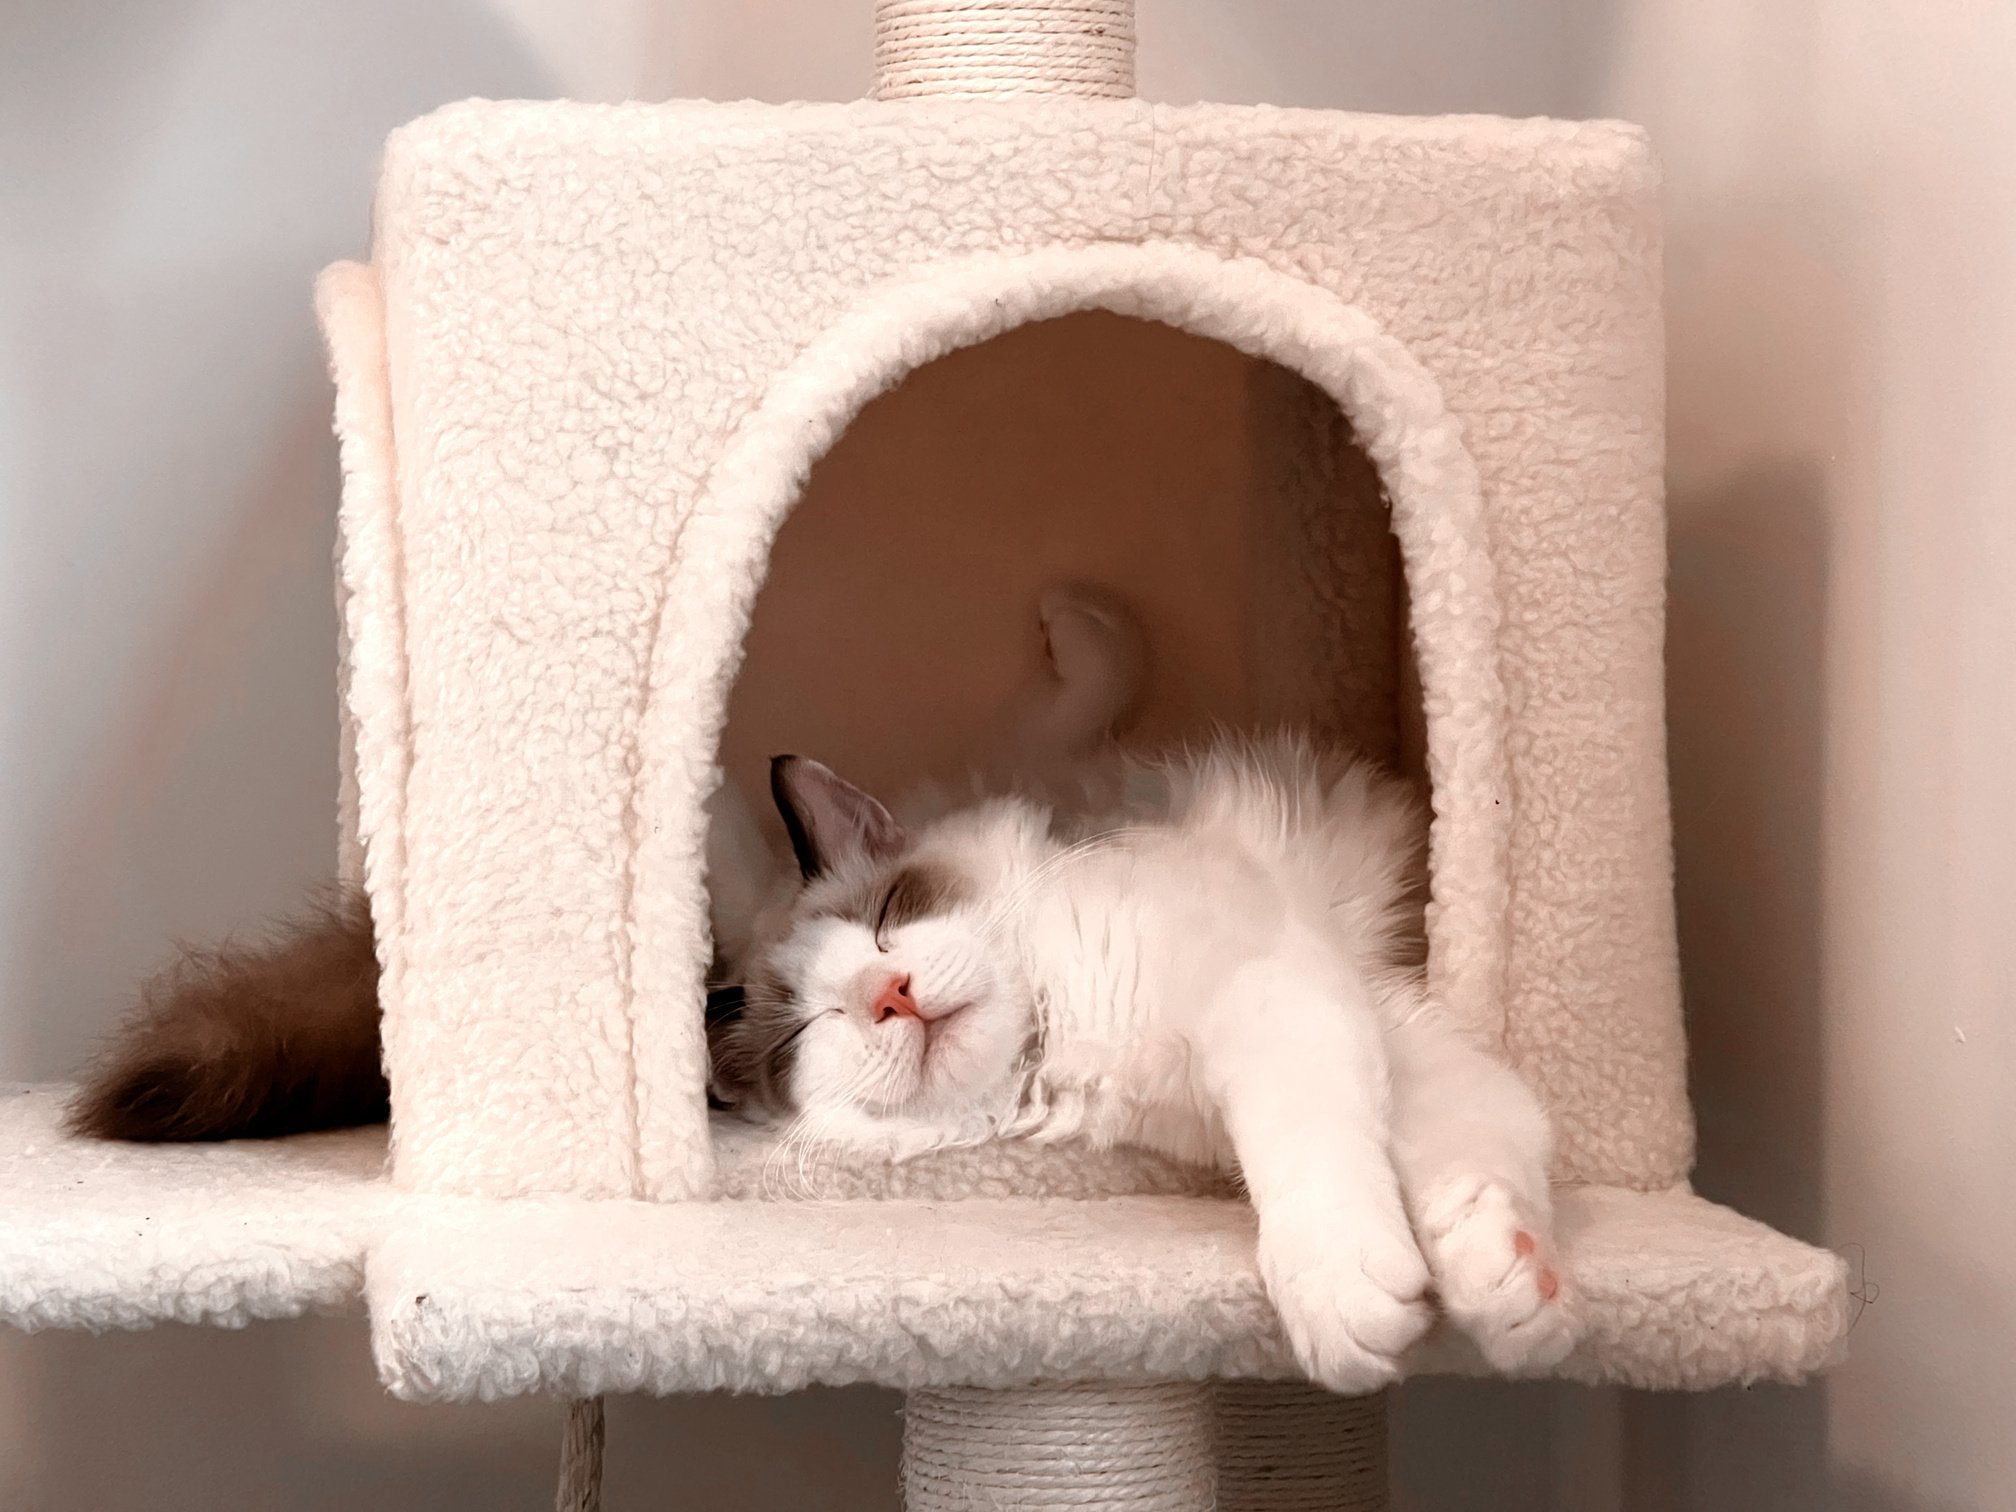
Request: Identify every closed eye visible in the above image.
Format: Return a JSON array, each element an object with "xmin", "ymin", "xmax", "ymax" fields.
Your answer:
[
  {"xmin": 873, "ymin": 886, "xmax": 899, "ymax": 952},
  {"xmin": 773, "ymin": 1008, "xmax": 844, "ymax": 1057}
]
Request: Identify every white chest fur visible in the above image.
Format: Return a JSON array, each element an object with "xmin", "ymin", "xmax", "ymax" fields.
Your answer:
[{"xmin": 1009, "ymin": 834, "xmax": 1294, "ymax": 1170}]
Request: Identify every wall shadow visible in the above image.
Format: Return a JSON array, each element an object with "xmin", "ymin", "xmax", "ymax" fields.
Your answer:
[
  {"xmin": 1627, "ymin": 247, "xmax": 1848, "ymax": 1508},
  {"xmin": 1668, "ymin": 460, "xmax": 1831, "ymax": 1238}
]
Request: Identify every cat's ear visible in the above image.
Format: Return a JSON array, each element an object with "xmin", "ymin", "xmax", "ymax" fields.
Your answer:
[{"xmin": 770, "ymin": 756, "xmax": 905, "ymax": 879}]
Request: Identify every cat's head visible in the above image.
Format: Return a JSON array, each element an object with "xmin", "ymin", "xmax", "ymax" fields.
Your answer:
[{"xmin": 708, "ymin": 757, "xmax": 1041, "ymax": 1128}]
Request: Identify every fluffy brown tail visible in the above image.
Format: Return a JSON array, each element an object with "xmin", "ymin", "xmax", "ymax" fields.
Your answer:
[{"xmin": 67, "ymin": 891, "xmax": 387, "ymax": 1141}]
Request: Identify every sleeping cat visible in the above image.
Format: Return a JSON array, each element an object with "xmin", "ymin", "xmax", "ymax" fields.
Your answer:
[{"xmin": 712, "ymin": 738, "xmax": 1577, "ymax": 1391}]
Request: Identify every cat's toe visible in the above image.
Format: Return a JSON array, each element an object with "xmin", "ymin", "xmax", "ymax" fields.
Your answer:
[
  {"xmin": 1262, "ymin": 1216, "xmax": 1434, "ymax": 1394},
  {"xmin": 1469, "ymin": 1274, "xmax": 1579, "ymax": 1374},
  {"xmin": 1415, "ymin": 1175, "xmax": 1580, "ymax": 1375},
  {"xmin": 1272, "ymin": 1280, "xmax": 1431, "ymax": 1394}
]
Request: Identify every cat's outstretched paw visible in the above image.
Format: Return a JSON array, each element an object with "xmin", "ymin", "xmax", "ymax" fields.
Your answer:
[
  {"xmin": 1414, "ymin": 1174, "xmax": 1578, "ymax": 1375},
  {"xmin": 1260, "ymin": 1205, "xmax": 1434, "ymax": 1394}
]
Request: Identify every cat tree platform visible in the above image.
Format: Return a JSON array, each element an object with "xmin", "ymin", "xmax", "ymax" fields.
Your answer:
[
  {"xmin": 370, "ymin": 1184, "xmax": 1849, "ymax": 1402},
  {"xmin": 0, "ymin": 1084, "xmax": 380, "ymax": 1331},
  {"xmin": 4, "ymin": 1083, "xmax": 1848, "ymax": 1398}
]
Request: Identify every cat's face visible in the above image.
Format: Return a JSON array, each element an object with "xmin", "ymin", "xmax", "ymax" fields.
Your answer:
[{"xmin": 709, "ymin": 758, "xmax": 1036, "ymax": 1126}]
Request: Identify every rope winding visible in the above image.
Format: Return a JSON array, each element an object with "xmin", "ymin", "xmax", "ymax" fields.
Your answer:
[
  {"xmin": 903, "ymin": 1382, "xmax": 1216, "ymax": 1510},
  {"xmin": 1215, "ymin": 1383, "xmax": 1389, "ymax": 1511},
  {"xmin": 875, "ymin": 0, "xmax": 1136, "ymax": 99},
  {"xmin": 555, "ymin": 1397, "xmax": 605, "ymax": 1512}
]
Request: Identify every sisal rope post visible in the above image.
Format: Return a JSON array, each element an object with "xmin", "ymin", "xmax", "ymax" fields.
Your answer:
[
  {"xmin": 902, "ymin": 1381, "xmax": 1214, "ymax": 1510},
  {"xmin": 874, "ymin": 0, "xmax": 1135, "ymax": 100},
  {"xmin": 1214, "ymin": 1382, "xmax": 1390, "ymax": 1512},
  {"xmin": 555, "ymin": 1396, "xmax": 606, "ymax": 1512}
]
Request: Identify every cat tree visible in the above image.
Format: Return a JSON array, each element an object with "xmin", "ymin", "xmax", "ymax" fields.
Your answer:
[{"xmin": 0, "ymin": 3, "xmax": 1851, "ymax": 1507}]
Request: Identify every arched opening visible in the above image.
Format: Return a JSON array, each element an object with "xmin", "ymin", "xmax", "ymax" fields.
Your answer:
[
  {"xmin": 719, "ymin": 310, "xmax": 1422, "ymax": 828},
  {"xmin": 626, "ymin": 245, "xmax": 1507, "ymax": 1198}
]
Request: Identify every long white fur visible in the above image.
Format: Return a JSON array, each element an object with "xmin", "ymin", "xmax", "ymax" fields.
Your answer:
[
  {"xmin": 725, "ymin": 584, "xmax": 1572, "ymax": 1395},
  {"xmin": 770, "ymin": 747, "xmax": 1572, "ymax": 1386},
  {"xmin": 739, "ymin": 591, "xmax": 1577, "ymax": 1390}
]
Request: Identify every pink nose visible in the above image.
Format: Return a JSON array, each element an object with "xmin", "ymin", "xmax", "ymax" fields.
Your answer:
[{"xmin": 871, "ymin": 974, "xmax": 918, "ymax": 1023}]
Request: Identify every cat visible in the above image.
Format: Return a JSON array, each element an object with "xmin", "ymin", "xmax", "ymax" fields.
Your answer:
[
  {"xmin": 711, "ymin": 736, "xmax": 1578, "ymax": 1391},
  {"xmin": 66, "ymin": 584, "xmax": 1145, "ymax": 1143}
]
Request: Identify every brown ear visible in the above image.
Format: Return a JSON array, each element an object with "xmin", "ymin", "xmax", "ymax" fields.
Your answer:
[{"xmin": 769, "ymin": 756, "xmax": 905, "ymax": 879}]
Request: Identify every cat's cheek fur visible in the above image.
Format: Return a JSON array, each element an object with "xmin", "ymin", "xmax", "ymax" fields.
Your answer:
[
  {"xmin": 792, "ymin": 991, "xmax": 1031, "ymax": 1126},
  {"xmin": 779, "ymin": 912, "xmax": 1031, "ymax": 1124},
  {"xmin": 910, "ymin": 990, "xmax": 1032, "ymax": 1119},
  {"xmin": 792, "ymin": 1014, "xmax": 922, "ymax": 1115}
]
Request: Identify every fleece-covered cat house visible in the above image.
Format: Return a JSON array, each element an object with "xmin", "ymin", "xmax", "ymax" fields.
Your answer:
[{"xmin": 3, "ymin": 3, "xmax": 1851, "ymax": 1507}]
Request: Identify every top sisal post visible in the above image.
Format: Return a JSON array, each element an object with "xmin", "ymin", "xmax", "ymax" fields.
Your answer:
[{"xmin": 873, "ymin": 0, "xmax": 1137, "ymax": 100}]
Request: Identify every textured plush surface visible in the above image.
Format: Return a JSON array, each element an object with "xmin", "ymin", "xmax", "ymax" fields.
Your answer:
[
  {"xmin": 4, "ymin": 1089, "xmax": 1844, "ymax": 1396},
  {"xmin": 708, "ymin": 1116, "xmax": 1232, "ymax": 1202},
  {"xmin": 367, "ymin": 1182, "xmax": 1849, "ymax": 1402},
  {"xmin": 323, "ymin": 97, "xmax": 1684, "ymax": 1201},
  {"xmin": 0, "ymin": 1085, "xmax": 386, "ymax": 1331},
  {"xmin": 0, "ymin": 1085, "xmax": 1216, "ymax": 1334}
]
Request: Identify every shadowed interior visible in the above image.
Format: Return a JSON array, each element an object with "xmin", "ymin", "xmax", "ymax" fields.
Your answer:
[{"xmin": 720, "ymin": 310, "xmax": 1424, "ymax": 838}]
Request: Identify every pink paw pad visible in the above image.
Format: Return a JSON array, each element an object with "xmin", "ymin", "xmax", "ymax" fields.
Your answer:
[
  {"xmin": 1512, "ymin": 1231, "xmax": 1559, "ymax": 1298},
  {"xmin": 1420, "ymin": 1186, "xmax": 1578, "ymax": 1372}
]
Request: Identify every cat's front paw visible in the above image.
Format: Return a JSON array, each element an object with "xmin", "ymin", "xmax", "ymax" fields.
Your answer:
[
  {"xmin": 1414, "ymin": 1174, "xmax": 1579, "ymax": 1375},
  {"xmin": 1259, "ymin": 1205, "xmax": 1434, "ymax": 1394}
]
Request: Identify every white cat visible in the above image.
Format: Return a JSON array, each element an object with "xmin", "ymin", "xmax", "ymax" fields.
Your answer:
[{"xmin": 711, "ymin": 601, "xmax": 1577, "ymax": 1393}]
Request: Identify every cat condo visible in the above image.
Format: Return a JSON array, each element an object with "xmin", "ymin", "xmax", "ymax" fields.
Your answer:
[{"xmin": 2, "ymin": 3, "xmax": 1850, "ymax": 1507}]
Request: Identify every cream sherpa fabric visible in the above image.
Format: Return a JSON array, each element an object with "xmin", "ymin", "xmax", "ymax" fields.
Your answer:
[
  {"xmin": 0, "ymin": 1086, "xmax": 385, "ymax": 1331},
  {"xmin": 366, "ymin": 1184, "xmax": 1849, "ymax": 1403},
  {"xmin": 0, "ymin": 1082, "xmax": 1219, "ymax": 1334},
  {"xmin": 4, "ymin": 1087, "xmax": 1847, "ymax": 1398},
  {"xmin": 320, "ymin": 99, "xmax": 1681, "ymax": 1202},
  {"xmin": 707, "ymin": 1115, "xmax": 1233, "ymax": 1202}
]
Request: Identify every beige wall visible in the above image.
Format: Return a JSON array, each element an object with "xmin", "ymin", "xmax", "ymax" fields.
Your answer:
[
  {"xmin": 1600, "ymin": 3, "xmax": 2016, "ymax": 1508},
  {"xmin": 6, "ymin": 1, "xmax": 2006, "ymax": 1507}
]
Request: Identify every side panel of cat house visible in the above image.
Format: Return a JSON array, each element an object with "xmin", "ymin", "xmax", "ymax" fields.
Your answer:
[{"xmin": 324, "ymin": 100, "xmax": 1680, "ymax": 1203}]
